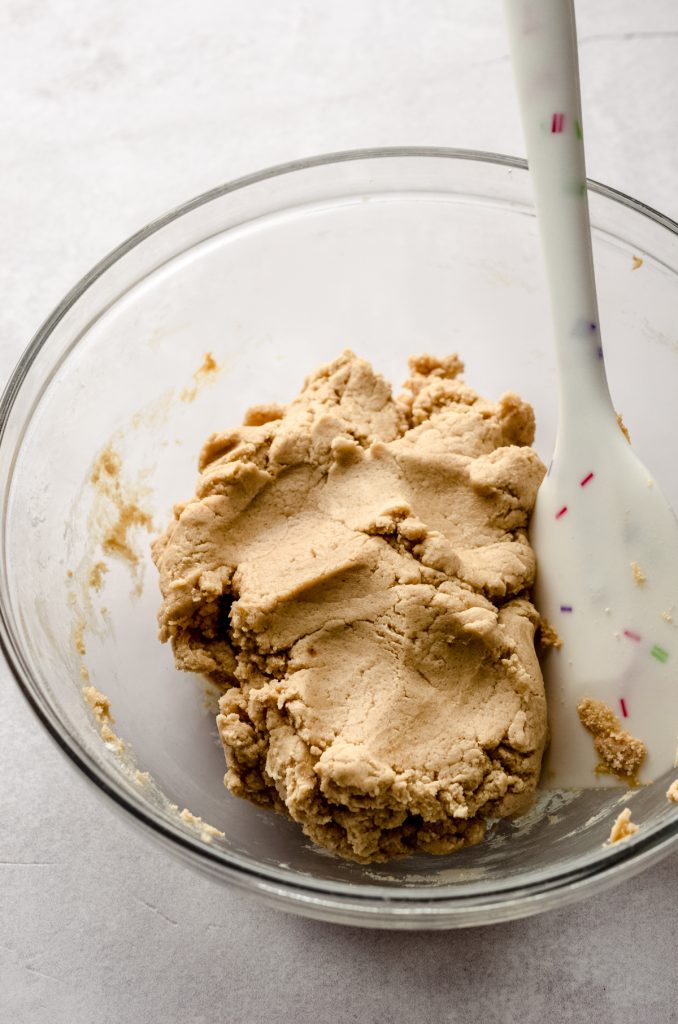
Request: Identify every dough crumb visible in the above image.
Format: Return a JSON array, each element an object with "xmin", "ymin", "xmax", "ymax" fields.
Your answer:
[
  {"xmin": 539, "ymin": 617, "xmax": 563, "ymax": 650},
  {"xmin": 100, "ymin": 722, "xmax": 125, "ymax": 756},
  {"xmin": 89, "ymin": 560, "xmax": 109, "ymax": 591},
  {"xmin": 606, "ymin": 807, "xmax": 638, "ymax": 845},
  {"xmin": 83, "ymin": 686, "xmax": 126, "ymax": 755},
  {"xmin": 577, "ymin": 697, "xmax": 647, "ymax": 781},
  {"xmin": 179, "ymin": 808, "xmax": 225, "ymax": 843},
  {"xmin": 630, "ymin": 561, "xmax": 646, "ymax": 586},
  {"xmin": 134, "ymin": 770, "xmax": 152, "ymax": 786},
  {"xmin": 91, "ymin": 446, "xmax": 153, "ymax": 566},
  {"xmin": 73, "ymin": 618, "xmax": 86, "ymax": 656},
  {"xmin": 83, "ymin": 685, "xmax": 114, "ymax": 725},
  {"xmin": 616, "ymin": 412, "xmax": 631, "ymax": 444},
  {"xmin": 181, "ymin": 352, "xmax": 220, "ymax": 403},
  {"xmin": 661, "ymin": 609, "xmax": 673, "ymax": 624},
  {"xmin": 667, "ymin": 779, "xmax": 678, "ymax": 803},
  {"xmin": 631, "ymin": 255, "xmax": 643, "ymax": 271},
  {"xmin": 154, "ymin": 349, "xmax": 548, "ymax": 863}
]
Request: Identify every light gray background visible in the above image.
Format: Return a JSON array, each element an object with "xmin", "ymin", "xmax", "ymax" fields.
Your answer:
[{"xmin": 2, "ymin": 2, "xmax": 678, "ymax": 1021}]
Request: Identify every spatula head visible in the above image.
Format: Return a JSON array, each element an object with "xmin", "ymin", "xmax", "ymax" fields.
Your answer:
[{"xmin": 532, "ymin": 427, "xmax": 678, "ymax": 789}]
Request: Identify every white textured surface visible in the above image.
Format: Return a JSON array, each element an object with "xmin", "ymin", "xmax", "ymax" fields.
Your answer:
[{"xmin": 2, "ymin": 1, "xmax": 678, "ymax": 1021}]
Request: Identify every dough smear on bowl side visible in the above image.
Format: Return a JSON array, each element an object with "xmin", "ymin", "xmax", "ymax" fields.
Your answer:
[{"xmin": 153, "ymin": 350, "xmax": 548, "ymax": 863}]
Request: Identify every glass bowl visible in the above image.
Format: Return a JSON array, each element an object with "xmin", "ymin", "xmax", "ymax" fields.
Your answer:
[{"xmin": 2, "ymin": 149, "xmax": 677, "ymax": 929}]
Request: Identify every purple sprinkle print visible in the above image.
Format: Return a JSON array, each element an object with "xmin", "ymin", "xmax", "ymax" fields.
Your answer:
[
  {"xmin": 572, "ymin": 318, "xmax": 598, "ymax": 339},
  {"xmin": 560, "ymin": 605, "xmax": 573, "ymax": 613}
]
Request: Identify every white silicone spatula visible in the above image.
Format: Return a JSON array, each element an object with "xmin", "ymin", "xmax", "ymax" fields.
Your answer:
[{"xmin": 503, "ymin": 0, "xmax": 678, "ymax": 787}]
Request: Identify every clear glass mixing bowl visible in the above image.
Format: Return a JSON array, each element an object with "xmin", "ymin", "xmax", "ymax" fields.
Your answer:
[{"xmin": 2, "ymin": 149, "xmax": 677, "ymax": 929}]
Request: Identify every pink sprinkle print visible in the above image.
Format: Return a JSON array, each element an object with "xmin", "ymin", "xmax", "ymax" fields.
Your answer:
[
  {"xmin": 623, "ymin": 629, "xmax": 642, "ymax": 642},
  {"xmin": 620, "ymin": 698, "xmax": 628, "ymax": 718},
  {"xmin": 551, "ymin": 112, "xmax": 565, "ymax": 133},
  {"xmin": 555, "ymin": 506, "xmax": 568, "ymax": 520},
  {"xmin": 580, "ymin": 472, "xmax": 594, "ymax": 487}
]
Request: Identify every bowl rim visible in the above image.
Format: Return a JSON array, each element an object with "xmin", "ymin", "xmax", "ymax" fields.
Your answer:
[{"xmin": 2, "ymin": 146, "xmax": 678, "ymax": 925}]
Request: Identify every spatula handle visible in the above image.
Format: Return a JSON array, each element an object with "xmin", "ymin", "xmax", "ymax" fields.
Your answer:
[{"xmin": 503, "ymin": 0, "xmax": 614, "ymax": 426}]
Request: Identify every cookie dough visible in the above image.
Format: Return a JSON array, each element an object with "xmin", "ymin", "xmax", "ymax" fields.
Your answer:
[
  {"xmin": 539, "ymin": 618, "xmax": 563, "ymax": 650},
  {"xmin": 154, "ymin": 351, "xmax": 547, "ymax": 862},
  {"xmin": 577, "ymin": 697, "xmax": 647, "ymax": 782},
  {"xmin": 83, "ymin": 684, "xmax": 125, "ymax": 756},
  {"xmin": 607, "ymin": 807, "xmax": 638, "ymax": 845}
]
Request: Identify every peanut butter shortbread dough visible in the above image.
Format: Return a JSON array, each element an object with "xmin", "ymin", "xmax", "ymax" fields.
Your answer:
[
  {"xmin": 154, "ymin": 351, "xmax": 548, "ymax": 862},
  {"xmin": 577, "ymin": 697, "xmax": 647, "ymax": 782},
  {"xmin": 538, "ymin": 617, "xmax": 563, "ymax": 650},
  {"xmin": 607, "ymin": 807, "xmax": 638, "ymax": 845}
]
